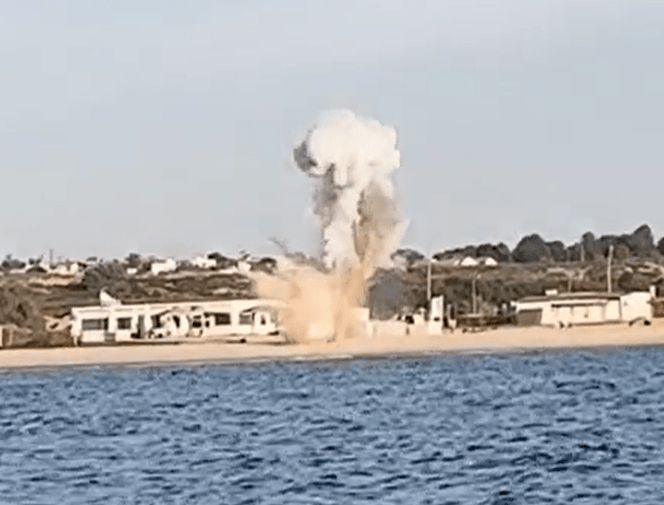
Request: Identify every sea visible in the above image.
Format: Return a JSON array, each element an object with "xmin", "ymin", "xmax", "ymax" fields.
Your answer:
[{"xmin": 2, "ymin": 348, "xmax": 664, "ymax": 504}]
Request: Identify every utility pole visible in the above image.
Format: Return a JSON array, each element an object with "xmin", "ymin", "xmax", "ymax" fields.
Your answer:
[
  {"xmin": 580, "ymin": 237, "xmax": 585, "ymax": 262},
  {"xmin": 427, "ymin": 259, "xmax": 432, "ymax": 304},
  {"xmin": 425, "ymin": 256, "xmax": 447, "ymax": 321},
  {"xmin": 607, "ymin": 244, "xmax": 614, "ymax": 293},
  {"xmin": 472, "ymin": 275, "xmax": 478, "ymax": 314}
]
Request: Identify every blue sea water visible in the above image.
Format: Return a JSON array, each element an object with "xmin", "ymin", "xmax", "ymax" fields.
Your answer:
[{"xmin": 2, "ymin": 348, "xmax": 664, "ymax": 504}]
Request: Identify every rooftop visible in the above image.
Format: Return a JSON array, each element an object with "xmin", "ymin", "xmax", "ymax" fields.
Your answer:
[{"xmin": 518, "ymin": 292, "xmax": 624, "ymax": 303}]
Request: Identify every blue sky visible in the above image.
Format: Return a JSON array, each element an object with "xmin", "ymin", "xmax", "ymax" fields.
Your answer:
[{"xmin": 1, "ymin": 1, "xmax": 663, "ymax": 260}]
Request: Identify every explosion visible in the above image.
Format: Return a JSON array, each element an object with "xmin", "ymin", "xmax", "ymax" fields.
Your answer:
[{"xmin": 256, "ymin": 110, "xmax": 405, "ymax": 342}]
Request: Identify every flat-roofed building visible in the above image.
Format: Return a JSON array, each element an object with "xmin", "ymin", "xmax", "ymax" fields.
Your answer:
[
  {"xmin": 512, "ymin": 291, "xmax": 653, "ymax": 327},
  {"xmin": 71, "ymin": 298, "xmax": 280, "ymax": 344}
]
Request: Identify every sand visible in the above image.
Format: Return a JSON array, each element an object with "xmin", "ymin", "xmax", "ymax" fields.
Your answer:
[{"xmin": 1, "ymin": 321, "xmax": 664, "ymax": 371}]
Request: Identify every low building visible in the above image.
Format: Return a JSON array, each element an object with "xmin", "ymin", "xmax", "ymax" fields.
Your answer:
[
  {"xmin": 191, "ymin": 256, "xmax": 216, "ymax": 269},
  {"xmin": 458, "ymin": 256, "xmax": 480, "ymax": 267},
  {"xmin": 150, "ymin": 259, "xmax": 177, "ymax": 275},
  {"xmin": 71, "ymin": 298, "xmax": 280, "ymax": 344},
  {"xmin": 48, "ymin": 261, "xmax": 80, "ymax": 276},
  {"xmin": 478, "ymin": 257, "xmax": 498, "ymax": 267},
  {"xmin": 512, "ymin": 291, "xmax": 653, "ymax": 327}
]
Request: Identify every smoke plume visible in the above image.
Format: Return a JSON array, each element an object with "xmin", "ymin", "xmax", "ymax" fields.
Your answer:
[
  {"xmin": 256, "ymin": 110, "xmax": 405, "ymax": 342},
  {"xmin": 293, "ymin": 109, "xmax": 404, "ymax": 272}
]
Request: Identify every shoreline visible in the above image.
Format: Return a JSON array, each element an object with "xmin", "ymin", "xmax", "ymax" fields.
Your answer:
[{"xmin": 2, "ymin": 322, "xmax": 664, "ymax": 371}]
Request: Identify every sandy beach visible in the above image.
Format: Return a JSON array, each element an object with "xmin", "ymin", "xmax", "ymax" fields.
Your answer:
[{"xmin": 2, "ymin": 322, "xmax": 664, "ymax": 371}]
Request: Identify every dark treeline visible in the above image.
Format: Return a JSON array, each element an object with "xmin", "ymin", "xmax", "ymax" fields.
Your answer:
[
  {"xmin": 375, "ymin": 224, "xmax": 664, "ymax": 321},
  {"xmin": 429, "ymin": 224, "xmax": 662, "ymax": 264}
]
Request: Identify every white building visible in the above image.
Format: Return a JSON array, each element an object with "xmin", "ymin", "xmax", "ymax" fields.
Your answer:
[
  {"xmin": 237, "ymin": 261, "xmax": 251, "ymax": 274},
  {"xmin": 191, "ymin": 256, "xmax": 216, "ymax": 269},
  {"xmin": 458, "ymin": 256, "xmax": 480, "ymax": 267},
  {"xmin": 71, "ymin": 298, "xmax": 280, "ymax": 344},
  {"xmin": 478, "ymin": 257, "xmax": 498, "ymax": 267},
  {"xmin": 44, "ymin": 261, "xmax": 80, "ymax": 276},
  {"xmin": 513, "ymin": 291, "xmax": 653, "ymax": 327},
  {"xmin": 150, "ymin": 259, "xmax": 177, "ymax": 275}
]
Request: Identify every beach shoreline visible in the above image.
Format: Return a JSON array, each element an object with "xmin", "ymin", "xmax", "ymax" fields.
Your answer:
[{"xmin": 2, "ymin": 321, "xmax": 664, "ymax": 371}]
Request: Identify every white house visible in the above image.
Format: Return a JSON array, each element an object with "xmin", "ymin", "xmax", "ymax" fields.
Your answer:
[
  {"xmin": 237, "ymin": 261, "xmax": 251, "ymax": 274},
  {"xmin": 150, "ymin": 259, "xmax": 177, "ymax": 275},
  {"xmin": 478, "ymin": 257, "xmax": 498, "ymax": 267},
  {"xmin": 191, "ymin": 256, "xmax": 216, "ymax": 269},
  {"xmin": 458, "ymin": 256, "xmax": 480, "ymax": 267},
  {"xmin": 513, "ymin": 291, "xmax": 654, "ymax": 327},
  {"xmin": 44, "ymin": 261, "xmax": 80, "ymax": 276},
  {"xmin": 71, "ymin": 298, "xmax": 281, "ymax": 344}
]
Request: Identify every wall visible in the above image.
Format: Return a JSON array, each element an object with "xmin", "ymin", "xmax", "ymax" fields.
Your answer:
[
  {"xmin": 550, "ymin": 300, "xmax": 621, "ymax": 326},
  {"xmin": 620, "ymin": 292, "xmax": 653, "ymax": 322}
]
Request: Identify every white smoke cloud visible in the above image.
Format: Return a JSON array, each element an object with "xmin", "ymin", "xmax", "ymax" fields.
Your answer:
[
  {"xmin": 293, "ymin": 110, "xmax": 405, "ymax": 273},
  {"xmin": 255, "ymin": 110, "xmax": 405, "ymax": 343}
]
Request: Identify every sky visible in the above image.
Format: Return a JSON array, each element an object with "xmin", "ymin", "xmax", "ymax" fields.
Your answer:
[{"xmin": 1, "ymin": 0, "xmax": 663, "ymax": 261}]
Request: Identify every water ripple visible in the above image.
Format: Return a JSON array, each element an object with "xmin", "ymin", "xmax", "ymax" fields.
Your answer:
[{"xmin": 1, "ymin": 348, "xmax": 664, "ymax": 503}]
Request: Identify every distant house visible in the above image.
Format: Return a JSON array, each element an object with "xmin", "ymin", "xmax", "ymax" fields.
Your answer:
[
  {"xmin": 458, "ymin": 256, "xmax": 480, "ymax": 267},
  {"xmin": 150, "ymin": 259, "xmax": 177, "ymax": 275},
  {"xmin": 512, "ymin": 291, "xmax": 653, "ymax": 327},
  {"xmin": 237, "ymin": 261, "xmax": 251, "ymax": 274},
  {"xmin": 49, "ymin": 261, "xmax": 80, "ymax": 276},
  {"xmin": 191, "ymin": 256, "xmax": 216, "ymax": 269},
  {"xmin": 433, "ymin": 257, "xmax": 460, "ymax": 268},
  {"xmin": 478, "ymin": 257, "xmax": 498, "ymax": 267}
]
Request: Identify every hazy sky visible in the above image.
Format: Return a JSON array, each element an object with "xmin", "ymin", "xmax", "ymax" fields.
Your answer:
[{"xmin": 2, "ymin": 1, "xmax": 663, "ymax": 260}]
